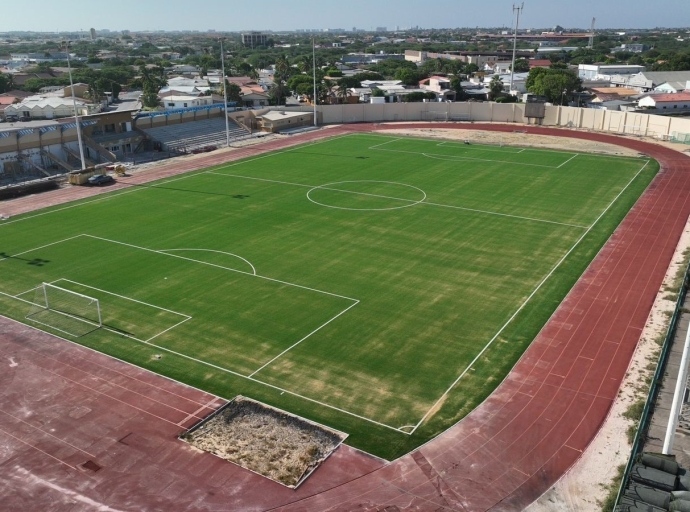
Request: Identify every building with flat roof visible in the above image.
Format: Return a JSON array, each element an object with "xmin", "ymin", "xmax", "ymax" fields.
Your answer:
[
  {"xmin": 242, "ymin": 32, "xmax": 268, "ymax": 48},
  {"xmin": 578, "ymin": 64, "xmax": 646, "ymax": 81}
]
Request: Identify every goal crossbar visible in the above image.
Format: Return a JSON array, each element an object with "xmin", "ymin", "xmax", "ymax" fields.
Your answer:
[{"xmin": 29, "ymin": 282, "xmax": 103, "ymax": 332}]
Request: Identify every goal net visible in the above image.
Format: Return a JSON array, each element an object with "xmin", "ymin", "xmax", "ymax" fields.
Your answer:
[{"xmin": 26, "ymin": 283, "xmax": 102, "ymax": 337}]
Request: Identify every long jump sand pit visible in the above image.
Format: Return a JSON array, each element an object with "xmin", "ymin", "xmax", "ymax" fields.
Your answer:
[{"xmin": 180, "ymin": 396, "xmax": 347, "ymax": 488}]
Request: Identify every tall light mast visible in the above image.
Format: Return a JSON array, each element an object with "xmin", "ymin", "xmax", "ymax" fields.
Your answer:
[
  {"xmin": 63, "ymin": 40, "xmax": 86, "ymax": 170},
  {"xmin": 509, "ymin": 3, "xmax": 524, "ymax": 94},
  {"xmin": 219, "ymin": 37, "xmax": 230, "ymax": 147}
]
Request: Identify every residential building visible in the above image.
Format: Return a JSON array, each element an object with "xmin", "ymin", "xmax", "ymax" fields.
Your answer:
[
  {"xmin": 419, "ymin": 76, "xmax": 456, "ymax": 100},
  {"xmin": 257, "ymin": 111, "xmax": 314, "ymax": 132},
  {"xmin": 610, "ymin": 43, "xmax": 648, "ymax": 53},
  {"xmin": 588, "ymin": 87, "xmax": 640, "ymax": 103},
  {"xmin": 63, "ymin": 83, "xmax": 89, "ymax": 98},
  {"xmin": 578, "ymin": 64, "xmax": 646, "ymax": 81},
  {"xmin": 158, "ymin": 86, "xmax": 206, "ymax": 97},
  {"xmin": 613, "ymin": 71, "xmax": 690, "ymax": 92},
  {"xmin": 638, "ymin": 92, "xmax": 690, "ymax": 111},
  {"xmin": 239, "ymin": 86, "xmax": 269, "ymax": 108},
  {"xmin": 3, "ymin": 95, "xmax": 98, "ymax": 120},
  {"xmin": 341, "ymin": 53, "xmax": 404, "ymax": 65},
  {"xmin": 162, "ymin": 95, "xmax": 213, "ymax": 110},
  {"xmin": 10, "ymin": 52, "xmax": 71, "ymax": 63},
  {"xmin": 654, "ymin": 79, "xmax": 690, "ymax": 94},
  {"xmin": 528, "ymin": 59, "xmax": 552, "ymax": 69}
]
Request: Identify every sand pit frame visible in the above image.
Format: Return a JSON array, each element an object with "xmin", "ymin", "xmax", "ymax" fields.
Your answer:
[{"xmin": 179, "ymin": 396, "xmax": 348, "ymax": 488}]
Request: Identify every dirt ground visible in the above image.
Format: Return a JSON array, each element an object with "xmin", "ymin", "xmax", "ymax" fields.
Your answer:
[
  {"xmin": 182, "ymin": 397, "xmax": 345, "ymax": 488},
  {"xmin": 379, "ymin": 126, "xmax": 690, "ymax": 511}
]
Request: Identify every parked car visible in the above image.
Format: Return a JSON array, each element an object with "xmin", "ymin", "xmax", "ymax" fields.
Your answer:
[{"xmin": 87, "ymin": 174, "xmax": 115, "ymax": 186}]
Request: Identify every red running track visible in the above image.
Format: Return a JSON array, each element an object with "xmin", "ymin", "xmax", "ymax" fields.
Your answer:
[{"xmin": 0, "ymin": 124, "xmax": 688, "ymax": 511}]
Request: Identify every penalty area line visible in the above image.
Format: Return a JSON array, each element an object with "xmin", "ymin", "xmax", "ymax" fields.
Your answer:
[
  {"xmin": 410, "ymin": 158, "xmax": 652, "ymax": 434},
  {"xmin": 249, "ymin": 300, "xmax": 359, "ymax": 378}
]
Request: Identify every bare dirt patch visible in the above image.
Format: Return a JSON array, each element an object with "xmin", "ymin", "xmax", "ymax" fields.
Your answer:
[
  {"xmin": 180, "ymin": 396, "xmax": 346, "ymax": 488},
  {"xmin": 379, "ymin": 127, "xmax": 644, "ymax": 158}
]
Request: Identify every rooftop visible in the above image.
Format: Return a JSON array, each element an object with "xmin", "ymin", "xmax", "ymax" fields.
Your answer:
[{"xmin": 640, "ymin": 92, "xmax": 690, "ymax": 102}]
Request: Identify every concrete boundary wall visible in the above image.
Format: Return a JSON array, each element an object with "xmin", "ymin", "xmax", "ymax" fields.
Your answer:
[{"xmin": 266, "ymin": 102, "xmax": 690, "ymax": 139}]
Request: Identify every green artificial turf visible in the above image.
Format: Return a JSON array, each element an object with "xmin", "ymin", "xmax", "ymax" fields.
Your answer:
[{"xmin": 0, "ymin": 133, "xmax": 658, "ymax": 459}]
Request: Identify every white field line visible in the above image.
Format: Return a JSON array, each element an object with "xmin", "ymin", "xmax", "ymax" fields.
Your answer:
[
  {"xmin": 209, "ymin": 172, "xmax": 586, "ymax": 228},
  {"xmin": 249, "ymin": 300, "xmax": 360, "ymax": 378},
  {"xmin": 55, "ymin": 278, "xmax": 191, "ymax": 320},
  {"xmin": 421, "ymin": 201, "xmax": 588, "ymax": 229},
  {"xmin": 0, "ymin": 408, "xmax": 97, "ymax": 458},
  {"xmin": 5, "ymin": 287, "xmax": 388, "ymax": 432},
  {"xmin": 0, "ymin": 234, "xmax": 84, "ymax": 263},
  {"xmin": 45, "ymin": 277, "xmax": 190, "ymax": 342},
  {"xmin": 100, "ymin": 323, "xmax": 406, "ymax": 433},
  {"xmin": 357, "ymin": 132, "xmax": 649, "ymax": 161},
  {"xmin": 367, "ymin": 137, "xmax": 403, "ymax": 149},
  {"xmin": 26, "ymin": 314, "xmax": 95, "ymax": 338},
  {"xmin": 557, "ymin": 153, "xmax": 579, "ymax": 168},
  {"xmin": 371, "ymin": 146, "xmax": 560, "ymax": 169},
  {"xmin": 410, "ymin": 159, "xmax": 652, "ymax": 433},
  {"xmin": 158, "ymin": 249, "xmax": 256, "ymax": 275},
  {"xmin": 435, "ymin": 141, "xmax": 524, "ymax": 154},
  {"xmin": 0, "ymin": 133, "xmax": 351, "ymax": 230},
  {"xmin": 82, "ymin": 234, "xmax": 358, "ymax": 302},
  {"xmin": 145, "ymin": 316, "xmax": 193, "ymax": 343}
]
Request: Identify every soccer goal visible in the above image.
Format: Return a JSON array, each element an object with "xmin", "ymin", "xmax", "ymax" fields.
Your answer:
[{"xmin": 26, "ymin": 282, "xmax": 102, "ymax": 337}]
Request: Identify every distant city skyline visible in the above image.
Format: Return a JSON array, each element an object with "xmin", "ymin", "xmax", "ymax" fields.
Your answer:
[{"xmin": 0, "ymin": 0, "xmax": 688, "ymax": 33}]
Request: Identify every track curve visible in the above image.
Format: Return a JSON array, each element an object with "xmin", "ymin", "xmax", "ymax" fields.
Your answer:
[{"xmin": 0, "ymin": 123, "xmax": 688, "ymax": 512}]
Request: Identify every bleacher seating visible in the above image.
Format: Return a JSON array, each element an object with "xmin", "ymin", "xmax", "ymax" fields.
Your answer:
[{"xmin": 141, "ymin": 117, "xmax": 252, "ymax": 153}]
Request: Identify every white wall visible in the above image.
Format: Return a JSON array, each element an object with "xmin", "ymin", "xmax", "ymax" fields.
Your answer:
[{"xmin": 268, "ymin": 102, "xmax": 690, "ymax": 139}]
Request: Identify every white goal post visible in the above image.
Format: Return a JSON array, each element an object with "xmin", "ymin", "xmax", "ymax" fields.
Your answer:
[{"xmin": 26, "ymin": 283, "xmax": 102, "ymax": 336}]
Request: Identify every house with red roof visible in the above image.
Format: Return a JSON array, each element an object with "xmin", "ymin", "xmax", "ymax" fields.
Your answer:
[
  {"xmin": 529, "ymin": 59, "xmax": 552, "ymax": 69},
  {"xmin": 638, "ymin": 92, "xmax": 690, "ymax": 111}
]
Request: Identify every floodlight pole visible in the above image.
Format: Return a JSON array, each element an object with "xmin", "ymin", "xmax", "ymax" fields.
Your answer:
[
  {"xmin": 509, "ymin": 3, "xmax": 524, "ymax": 94},
  {"xmin": 64, "ymin": 41, "xmax": 86, "ymax": 170},
  {"xmin": 313, "ymin": 36, "xmax": 317, "ymax": 127},
  {"xmin": 219, "ymin": 37, "xmax": 230, "ymax": 147}
]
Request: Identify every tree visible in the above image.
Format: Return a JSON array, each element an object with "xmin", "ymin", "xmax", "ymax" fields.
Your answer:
[
  {"xmin": 449, "ymin": 76, "xmax": 466, "ymax": 100},
  {"xmin": 353, "ymin": 71, "xmax": 384, "ymax": 82},
  {"xmin": 402, "ymin": 91, "xmax": 436, "ymax": 102},
  {"xmin": 110, "ymin": 82, "xmax": 121, "ymax": 100},
  {"xmin": 526, "ymin": 67, "xmax": 581, "ymax": 104},
  {"xmin": 488, "ymin": 75, "xmax": 504, "ymax": 100},
  {"xmin": 86, "ymin": 78, "xmax": 104, "ymax": 104},
  {"xmin": 271, "ymin": 55, "xmax": 294, "ymax": 106},
  {"xmin": 337, "ymin": 76, "xmax": 362, "ymax": 90},
  {"xmin": 0, "ymin": 72, "xmax": 15, "ymax": 94},
  {"xmin": 370, "ymin": 88, "xmax": 386, "ymax": 97},
  {"xmin": 139, "ymin": 65, "xmax": 167, "ymax": 109},
  {"xmin": 226, "ymin": 82, "xmax": 242, "ymax": 104},
  {"xmin": 395, "ymin": 67, "xmax": 424, "ymax": 86},
  {"xmin": 287, "ymin": 74, "xmax": 313, "ymax": 93},
  {"xmin": 512, "ymin": 58, "xmax": 530, "ymax": 73}
]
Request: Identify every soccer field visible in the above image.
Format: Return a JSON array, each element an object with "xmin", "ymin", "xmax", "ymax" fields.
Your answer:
[{"xmin": 0, "ymin": 133, "xmax": 657, "ymax": 459}]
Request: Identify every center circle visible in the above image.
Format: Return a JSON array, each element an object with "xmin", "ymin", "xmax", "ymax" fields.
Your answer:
[{"xmin": 306, "ymin": 180, "xmax": 427, "ymax": 211}]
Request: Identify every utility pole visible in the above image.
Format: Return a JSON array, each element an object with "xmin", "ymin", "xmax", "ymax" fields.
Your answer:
[
  {"xmin": 63, "ymin": 40, "xmax": 86, "ymax": 170},
  {"xmin": 313, "ymin": 37, "xmax": 317, "ymax": 127},
  {"xmin": 509, "ymin": 3, "xmax": 524, "ymax": 95},
  {"xmin": 219, "ymin": 38, "xmax": 230, "ymax": 147}
]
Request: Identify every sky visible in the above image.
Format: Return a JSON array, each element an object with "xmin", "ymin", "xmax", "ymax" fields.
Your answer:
[{"xmin": 1, "ymin": 0, "xmax": 688, "ymax": 33}]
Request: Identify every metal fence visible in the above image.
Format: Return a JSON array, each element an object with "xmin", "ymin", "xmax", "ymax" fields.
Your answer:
[
  {"xmin": 614, "ymin": 259, "xmax": 690, "ymax": 508},
  {"xmin": 671, "ymin": 132, "xmax": 690, "ymax": 145}
]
